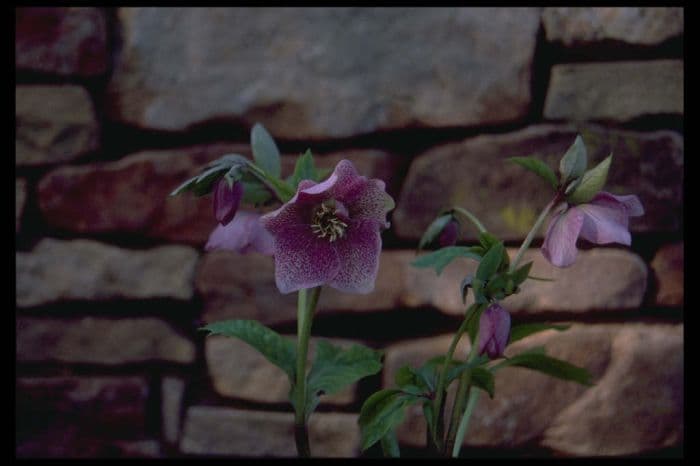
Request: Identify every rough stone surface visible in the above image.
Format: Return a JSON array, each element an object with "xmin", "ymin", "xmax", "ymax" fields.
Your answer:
[
  {"xmin": 16, "ymin": 7, "xmax": 107, "ymax": 76},
  {"xmin": 651, "ymin": 242, "xmax": 684, "ymax": 307},
  {"xmin": 542, "ymin": 324, "xmax": 683, "ymax": 456},
  {"xmin": 408, "ymin": 248, "xmax": 648, "ymax": 316},
  {"xmin": 37, "ymin": 144, "xmax": 395, "ymax": 245},
  {"xmin": 198, "ymin": 248, "xmax": 647, "ymax": 322},
  {"xmin": 16, "ymin": 377, "xmax": 148, "ymax": 457},
  {"xmin": 16, "ymin": 85, "xmax": 99, "ymax": 166},
  {"xmin": 386, "ymin": 323, "xmax": 682, "ymax": 454},
  {"xmin": 544, "ymin": 60, "xmax": 683, "ymax": 122},
  {"xmin": 394, "ymin": 124, "xmax": 683, "ymax": 241},
  {"xmin": 162, "ymin": 377, "xmax": 185, "ymax": 445},
  {"xmin": 179, "ymin": 407, "xmax": 360, "ymax": 457},
  {"xmin": 16, "ymin": 317, "xmax": 196, "ymax": 364},
  {"xmin": 206, "ymin": 336, "xmax": 356, "ymax": 404},
  {"xmin": 16, "ymin": 178, "xmax": 27, "ymax": 233},
  {"xmin": 542, "ymin": 7, "xmax": 683, "ymax": 46},
  {"xmin": 16, "ymin": 239, "xmax": 198, "ymax": 307},
  {"xmin": 197, "ymin": 250, "xmax": 406, "ymax": 325},
  {"xmin": 108, "ymin": 7, "xmax": 539, "ymax": 138}
]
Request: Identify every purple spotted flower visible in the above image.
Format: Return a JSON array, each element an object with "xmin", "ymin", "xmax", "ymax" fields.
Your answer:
[
  {"xmin": 205, "ymin": 210, "xmax": 274, "ymax": 255},
  {"xmin": 542, "ymin": 192, "xmax": 644, "ymax": 268},
  {"xmin": 260, "ymin": 159, "xmax": 395, "ymax": 294},
  {"xmin": 213, "ymin": 179, "xmax": 244, "ymax": 226},
  {"xmin": 478, "ymin": 303, "xmax": 511, "ymax": 359}
]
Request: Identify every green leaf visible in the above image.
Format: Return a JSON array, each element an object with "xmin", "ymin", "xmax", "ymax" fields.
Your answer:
[
  {"xmin": 307, "ymin": 341, "xmax": 383, "ymax": 398},
  {"xmin": 559, "ymin": 135, "xmax": 588, "ymax": 184},
  {"xmin": 359, "ymin": 389, "xmax": 417, "ymax": 451},
  {"xmin": 466, "ymin": 304, "xmax": 486, "ymax": 345},
  {"xmin": 493, "ymin": 351, "xmax": 593, "ymax": 386},
  {"xmin": 250, "ymin": 123, "xmax": 281, "ymax": 178},
  {"xmin": 476, "ymin": 241, "xmax": 505, "ymax": 281},
  {"xmin": 380, "ymin": 430, "xmax": 400, "ymax": 458},
  {"xmin": 509, "ymin": 261, "xmax": 533, "ymax": 287},
  {"xmin": 418, "ymin": 214, "xmax": 453, "ymax": 251},
  {"xmin": 445, "ymin": 355, "xmax": 489, "ymax": 385},
  {"xmin": 411, "ymin": 246, "xmax": 482, "ymax": 275},
  {"xmin": 567, "ymin": 154, "xmax": 612, "ymax": 205},
  {"xmin": 170, "ymin": 176, "xmax": 199, "ymax": 196},
  {"xmin": 201, "ymin": 320, "xmax": 296, "ymax": 380},
  {"xmin": 509, "ymin": 323, "xmax": 570, "ymax": 344},
  {"xmin": 478, "ymin": 231, "xmax": 500, "ymax": 250},
  {"xmin": 288, "ymin": 149, "xmax": 320, "ymax": 189},
  {"xmin": 241, "ymin": 179, "xmax": 273, "ymax": 205},
  {"xmin": 507, "ymin": 156, "xmax": 558, "ymax": 189},
  {"xmin": 470, "ymin": 367, "xmax": 495, "ymax": 398}
]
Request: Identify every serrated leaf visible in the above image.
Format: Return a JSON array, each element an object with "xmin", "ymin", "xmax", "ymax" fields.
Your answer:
[
  {"xmin": 359, "ymin": 390, "xmax": 417, "ymax": 451},
  {"xmin": 304, "ymin": 341, "xmax": 383, "ymax": 418},
  {"xmin": 476, "ymin": 241, "xmax": 505, "ymax": 281},
  {"xmin": 508, "ymin": 156, "xmax": 558, "ymax": 189},
  {"xmin": 418, "ymin": 214, "xmax": 453, "ymax": 251},
  {"xmin": 411, "ymin": 246, "xmax": 482, "ymax": 275},
  {"xmin": 288, "ymin": 149, "xmax": 320, "ymax": 189},
  {"xmin": 493, "ymin": 350, "xmax": 592, "ymax": 386},
  {"xmin": 251, "ymin": 123, "xmax": 281, "ymax": 178},
  {"xmin": 509, "ymin": 323, "xmax": 570, "ymax": 344},
  {"xmin": 559, "ymin": 135, "xmax": 587, "ymax": 184},
  {"xmin": 201, "ymin": 320, "xmax": 296, "ymax": 380},
  {"xmin": 307, "ymin": 341, "xmax": 383, "ymax": 398},
  {"xmin": 470, "ymin": 367, "xmax": 495, "ymax": 398},
  {"xmin": 567, "ymin": 154, "xmax": 612, "ymax": 205}
]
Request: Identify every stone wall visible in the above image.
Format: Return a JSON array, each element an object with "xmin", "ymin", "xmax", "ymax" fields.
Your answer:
[{"xmin": 15, "ymin": 7, "xmax": 683, "ymax": 458}]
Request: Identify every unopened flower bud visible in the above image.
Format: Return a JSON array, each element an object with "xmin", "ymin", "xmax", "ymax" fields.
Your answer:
[
  {"xmin": 214, "ymin": 179, "xmax": 243, "ymax": 226},
  {"xmin": 438, "ymin": 218, "xmax": 460, "ymax": 247},
  {"xmin": 477, "ymin": 303, "xmax": 511, "ymax": 359}
]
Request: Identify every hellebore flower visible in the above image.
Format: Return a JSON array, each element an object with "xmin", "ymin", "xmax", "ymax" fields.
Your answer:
[
  {"xmin": 438, "ymin": 218, "xmax": 460, "ymax": 247},
  {"xmin": 205, "ymin": 210, "xmax": 275, "ymax": 255},
  {"xmin": 477, "ymin": 303, "xmax": 511, "ymax": 359},
  {"xmin": 541, "ymin": 192, "xmax": 644, "ymax": 268},
  {"xmin": 213, "ymin": 179, "xmax": 244, "ymax": 226},
  {"xmin": 260, "ymin": 159, "xmax": 395, "ymax": 294}
]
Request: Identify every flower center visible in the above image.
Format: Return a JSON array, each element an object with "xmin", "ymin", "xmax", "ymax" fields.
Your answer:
[{"xmin": 311, "ymin": 203, "xmax": 348, "ymax": 242}]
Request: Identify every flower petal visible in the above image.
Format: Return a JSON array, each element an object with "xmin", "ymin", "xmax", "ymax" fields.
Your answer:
[
  {"xmin": 591, "ymin": 192, "xmax": 644, "ymax": 217},
  {"xmin": 272, "ymin": 224, "xmax": 340, "ymax": 294},
  {"xmin": 205, "ymin": 211, "xmax": 274, "ymax": 255},
  {"xmin": 478, "ymin": 304, "xmax": 511, "ymax": 358},
  {"xmin": 326, "ymin": 219, "xmax": 382, "ymax": 294},
  {"xmin": 213, "ymin": 179, "xmax": 243, "ymax": 226},
  {"xmin": 541, "ymin": 207, "xmax": 585, "ymax": 268},
  {"xmin": 577, "ymin": 202, "xmax": 631, "ymax": 246}
]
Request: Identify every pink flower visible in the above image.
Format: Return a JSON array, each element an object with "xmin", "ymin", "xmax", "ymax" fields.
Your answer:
[
  {"xmin": 477, "ymin": 303, "xmax": 511, "ymax": 359},
  {"xmin": 260, "ymin": 159, "xmax": 394, "ymax": 294},
  {"xmin": 542, "ymin": 192, "xmax": 644, "ymax": 268},
  {"xmin": 213, "ymin": 179, "xmax": 243, "ymax": 226},
  {"xmin": 205, "ymin": 210, "xmax": 275, "ymax": 255}
]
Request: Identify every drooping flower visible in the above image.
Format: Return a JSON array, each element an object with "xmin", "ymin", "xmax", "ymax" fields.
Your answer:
[
  {"xmin": 213, "ymin": 179, "xmax": 244, "ymax": 226},
  {"xmin": 260, "ymin": 159, "xmax": 395, "ymax": 294},
  {"xmin": 205, "ymin": 210, "xmax": 275, "ymax": 255},
  {"xmin": 541, "ymin": 192, "xmax": 644, "ymax": 268},
  {"xmin": 477, "ymin": 303, "xmax": 511, "ymax": 359},
  {"xmin": 438, "ymin": 218, "xmax": 460, "ymax": 247}
]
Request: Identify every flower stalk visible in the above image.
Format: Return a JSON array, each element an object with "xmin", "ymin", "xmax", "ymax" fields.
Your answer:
[
  {"xmin": 294, "ymin": 286, "xmax": 322, "ymax": 457},
  {"xmin": 509, "ymin": 193, "xmax": 562, "ymax": 273}
]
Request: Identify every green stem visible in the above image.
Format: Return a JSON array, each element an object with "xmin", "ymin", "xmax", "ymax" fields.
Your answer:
[
  {"xmin": 509, "ymin": 197, "xmax": 560, "ymax": 273},
  {"xmin": 452, "ymin": 390, "xmax": 480, "ymax": 457},
  {"xmin": 452, "ymin": 207, "xmax": 487, "ymax": 234},
  {"xmin": 443, "ymin": 330, "xmax": 481, "ymax": 456},
  {"xmin": 294, "ymin": 286, "xmax": 322, "ymax": 458},
  {"xmin": 431, "ymin": 303, "xmax": 479, "ymax": 451}
]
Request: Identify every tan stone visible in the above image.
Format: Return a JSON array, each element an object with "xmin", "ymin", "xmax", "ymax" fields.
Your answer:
[
  {"xmin": 650, "ymin": 242, "xmax": 684, "ymax": 307},
  {"xmin": 16, "ymin": 317, "xmax": 196, "ymax": 364},
  {"xmin": 16, "ymin": 85, "xmax": 99, "ymax": 166},
  {"xmin": 16, "ymin": 239, "xmax": 198, "ymax": 307},
  {"xmin": 544, "ymin": 60, "xmax": 683, "ymax": 122},
  {"xmin": 179, "ymin": 407, "xmax": 360, "ymax": 457}
]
